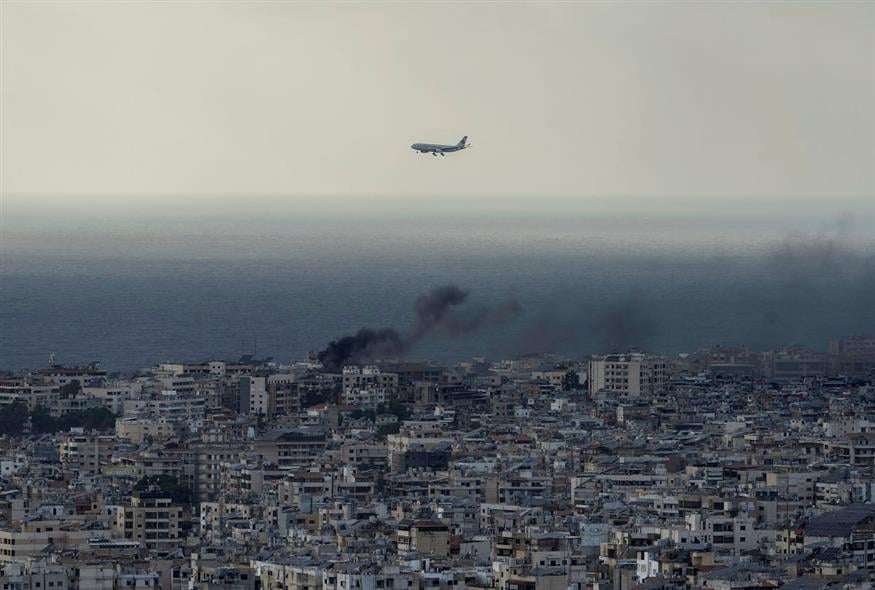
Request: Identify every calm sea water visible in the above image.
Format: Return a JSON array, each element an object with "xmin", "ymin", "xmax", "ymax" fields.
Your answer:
[{"xmin": 2, "ymin": 197, "xmax": 873, "ymax": 371}]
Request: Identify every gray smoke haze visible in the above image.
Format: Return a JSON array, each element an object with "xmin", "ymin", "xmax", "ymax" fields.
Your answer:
[
  {"xmin": 587, "ymin": 289, "xmax": 656, "ymax": 352},
  {"xmin": 409, "ymin": 285, "xmax": 469, "ymax": 341},
  {"xmin": 521, "ymin": 289, "xmax": 657, "ymax": 356},
  {"xmin": 514, "ymin": 215, "xmax": 874, "ymax": 357},
  {"xmin": 768, "ymin": 220, "xmax": 854, "ymax": 290},
  {"xmin": 5, "ymin": 198, "xmax": 875, "ymax": 371},
  {"xmin": 753, "ymin": 216, "xmax": 874, "ymax": 345},
  {"xmin": 318, "ymin": 285, "xmax": 522, "ymax": 371},
  {"xmin": 442, "ymin": 298, "xmax": 525, "ymax": 336}
]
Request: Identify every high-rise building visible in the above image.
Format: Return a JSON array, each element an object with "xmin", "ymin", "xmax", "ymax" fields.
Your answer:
[
  {"xmin": 588, "ymin": 353, "xmax": 667, "ymax": 397},
  {"xmin": 239, "ymin": 376, "xmax": 268, "ymax": 415}
]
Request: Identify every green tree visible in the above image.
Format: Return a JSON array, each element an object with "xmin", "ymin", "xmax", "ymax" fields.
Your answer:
[
  {"xmin": 383, "ymin": 400, "xmax": 410, "ymax": 420},
  {"xmin": 30, "ymin": 405, "xmax": 56, "ymax": 434},
  {"xmin": 29, "ymin": 406, "xmax": 116, "ymax": 434},
  {"xmin": 376, "ymin": 422, "xmax": 401, "ymax": 438},
  {"xmin": 57, "ymin": 407, "xmax": 116, "ymax": 431},
  {"xmin": 0, "ymin": 402, "xmax": 28, "ymax": 436},
  {"xmin": 563, "ymin": 370, "xmax": 581, "ymax": 391}
]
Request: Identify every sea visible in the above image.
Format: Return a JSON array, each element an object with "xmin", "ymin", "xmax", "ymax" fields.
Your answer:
[{"xmin": 2, "ymin": 196, "xmax": 873, "ymax": 372}]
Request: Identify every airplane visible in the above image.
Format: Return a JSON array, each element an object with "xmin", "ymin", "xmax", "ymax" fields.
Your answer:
[{"xmin": 411, "ymin": 136, "xmax": 470, "ymax": 156}]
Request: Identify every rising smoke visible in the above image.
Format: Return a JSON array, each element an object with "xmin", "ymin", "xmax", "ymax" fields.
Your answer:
[
  {"xmin": 520, "ymin": 288, "xmax": 657, "ymax": 356},
  {"xmin": 315, "ymin": 328, "xmax": 405, "ymax": 374},
  {"xmin": 753, "ymin": 216, "xmax": 874, "ymax": 345},
  {"xmin": 516, "ymin": 214, "xmax": 874, "ymax": 356},
  {"xmin": 321, "ymin": 218, "xmax": 874, "ymax": 367},
  {"xmin": 318, "ymin": 285, "xmax": 522, "ymax": 371},
  {"xmin": 409, "ymin": 285, "xmax": 469, "ymax": 341}
]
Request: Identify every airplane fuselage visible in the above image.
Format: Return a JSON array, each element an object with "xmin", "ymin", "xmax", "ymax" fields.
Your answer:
[
  {"xmin": 411, "ymin": 143, "xmax": 464, "ymax": 153},
  {"xmin": 411, "ymin": 136, "xmax": 468, "ymax": 156}
]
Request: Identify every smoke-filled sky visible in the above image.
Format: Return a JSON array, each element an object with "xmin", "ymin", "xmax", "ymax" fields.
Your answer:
[{"xmin": 2, "ymin": 1, "xmax": 873, "ymax": 203}]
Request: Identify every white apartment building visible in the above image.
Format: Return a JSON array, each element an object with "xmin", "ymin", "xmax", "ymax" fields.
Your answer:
[
  {"xmin": 84, "ymin": 382, "xmax": 141, "ymax": 414},
  {"xmin": 240, "ymin": 376, "xmax": 268, "ymax": 416},
  {"xmin": 122, "ymin": 392, "xmax": 206, "ymax": 422}
]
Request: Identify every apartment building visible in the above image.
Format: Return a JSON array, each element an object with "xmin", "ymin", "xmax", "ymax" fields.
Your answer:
[
  {"xmin": 240, "ymin": 376, "xmax": 269, "ymax": 416},
  {"xmin": 0, "ymin": 379, "xmax": 59, "ymax": 410},
  {"xmin": 0, "ymin": 520, "xmax": 97, "ymax": 563},
  {"xmin": 114, "ymin": 492, "xmax": 183, "ymax": 552},
  {"xmin": 58, "ymin": 430, "xmax": 116, "ymax": 475},
  {"xmin": 0, "ymin": 559, "xmax": 69, "ymax": 589},
  {"xmin": 252, "ymin": 428, "xmax": 328, "ymax": 469},
  {"xmin": 588, "ymin": 353, "xmax": 668, "ymax": 397}
]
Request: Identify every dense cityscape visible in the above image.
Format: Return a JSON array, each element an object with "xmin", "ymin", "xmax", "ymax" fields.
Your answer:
[
  {"xmin": 3, "ymin": 1, "xmax": 872, "ymax": 590},
  {"xmin": 0, "ymin": 337, "xmax": 873, "ymax": 589}
]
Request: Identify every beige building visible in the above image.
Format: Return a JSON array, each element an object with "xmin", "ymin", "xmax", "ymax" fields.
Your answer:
[
  {"xmin": 114, "ymin": 492, "xmax": 182, "ymax": 552},
  {"xmin": 396, "ymin": 519, "xmax": 450, "ymax": 556},
  {"xmin": 0, "ymin": 558, "xmax": 69, "ymax": 589},
  {"xmin": 116, "ymin": 416, "xmax": 176, "ymax": 444},
  {"xmin": 588, "ymin": 353, "xmax": 667, "ymax": 397},
  {"xmin": 252, "ymin": 428, "xmax": 328, "ymax": 469},
  {"xmin": 0, "ymin": 379, "xmax": 59, "ymax": 410},
  {"xmin": 168, "ymin": 440, "xmax": 247, "ymax": 501},
  {"xmin": 268, "ymin": 375, "xmax": 302, "ymax": 418},
  {"xmin": 340, "ymin": 442, "xmax": 389, "ymax": 468},
  {"xmin": 0, "ymin": 519, "xmax": 96, "ymax": 563},
  {"xmin": 59, "ymin": 430, "xmax": 117, "ymax": 475}
]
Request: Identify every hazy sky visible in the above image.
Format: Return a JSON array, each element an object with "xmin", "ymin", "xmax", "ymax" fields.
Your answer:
[{"xmin": 2, "ymin": 1, "xmax": 873, "ymax": 202}]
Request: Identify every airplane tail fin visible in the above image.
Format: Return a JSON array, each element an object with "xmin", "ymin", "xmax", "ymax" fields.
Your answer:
[{"xmin": 457, "ymin": 136, "xmax": 468, "ymax": 147}]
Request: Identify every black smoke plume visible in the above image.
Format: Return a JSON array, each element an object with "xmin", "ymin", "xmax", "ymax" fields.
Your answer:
[
  {"xmin": 318, "ymin": 285, "xmax": 522, "ymax": 371},
  {"xmin": 409, "ymin": 285, "xmax": 469, "ymax": 341},
  {"xmin": 316, "ymin": 328, "xmax": 404, "ymax": 374}
]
